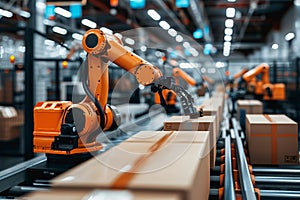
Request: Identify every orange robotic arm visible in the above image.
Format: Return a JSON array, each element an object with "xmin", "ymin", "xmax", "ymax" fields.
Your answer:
[
  {"xmin": 243, "ymin": 63, "xmax": 270, "ymax": 83},
  {"xmin": 33, "ymin": 29, "xmax": 200, "ymax": 155},
  {"xmin": 172, "ymin": 67, "xmax": 196, "ymax": 86}
]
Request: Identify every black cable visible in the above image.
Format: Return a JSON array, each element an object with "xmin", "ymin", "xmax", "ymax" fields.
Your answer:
[{"xmin": 81, "ymin": 58, "xmax": 106, "ymax": 129}]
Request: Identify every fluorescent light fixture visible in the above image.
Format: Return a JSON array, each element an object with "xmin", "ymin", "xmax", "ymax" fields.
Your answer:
[
  {"xmin": 125, "ymin": 38, "xmax": 135, "ymax": 45},
  {"xmin": 72, "ymin": 33, "xmax": 83, "ymax": 40},
  {"xmin": 295, "ymin": 0, "xmax": 300, "ymax": 6},
  {"xmin": 124, "ymin": 46, "xmax": 133, "ymax": 52},
  {"xmin": 285, "ymin": 32, "xmax": 295, "ymax": 41},
  {"xmin": 183, "ymin": 42, "xmax": 190, "ymax": 48},
  {"xmin": 271, "ymin": 43, "xmax": 279, "ymax": 50},
  {"xmin": 81, "ymin": 19, "xmax": 97, "ymax": 28},
  {"xmin": 20, "ymin": 10, "xmax": 31, "ymax": 18},
  {"xmin": 179, "ymin": 63, "xmax": 197, "ymax": 68},
  {"xmin": 224, "ymin": 35, "xmax": 232, "ymax": 41},
  {"xmin": 223, "ymin": 51, "xmax": 230, "ymax": 57},
  {"xmin": 193, "ymin": 28, "xmax": 203, "ymax": 39},
  {"xmin": 44, "ymin": 39, "xmax": 55, "ymax": 46},
  {"xmin": 226, "ymin": 8, "xmax": 235, "ymax": 18},
  {"xmin": 168, "ymin": 28, "xmax": 177, "ymax": 37},
  {"xmin": 147, "ymin": 9, "xmax": 161, "ymax": 21},
  {"xmin": 110, "ymin": 8, "xmax": 117, "ymax": 16},
  {"xmin": 52, "ymin": 26, "xmax": 67, "ymax": 35},
  {"xmin": 54, "ymin": 7, "xmax": 71, "ymax": 18},
  {"xmin": 36, "ymin": 2, "xmax": 46, "ymax": 10},
  {"xmin": 114, "ymin": 33, "xmax": 123, "ymax": 40},
  {"xmin": 227, "ymin": 0, "xmax": 236, "ymax": 2},
  {"xmin": 225, "ymin": 19, "xmax": 234, "ymax": 28},
  {"xmin": 100, "ymin": 27, "xmax": 113, "ymax": 35},
  {"xmin": 140, "ymin": 45, "xmax": 147, "ymax": 52},
  {"xmin": 216, "ymin": 61, "xmax": 225, "ymax": 68},
  {"xmin": 224, "ymin": 28, "xmax": 233, "ymax": 35},
  {"xmin": 224, "ymin": 41, "xmax": 231, "ymax": 47},
  {"xmin": 0, "ymin": 9, "xmax": 13, "ymax": 18},
  {"xmin": 175, "ymin": 35, "xmax": 183, "ymax": 42},
  {"xmin": 18, "ymin": 46, "xmax": 26, "ymax": 53},
  {"xmin": 159, "ymin": 20, "xmax": 170, "ymax": 30}
]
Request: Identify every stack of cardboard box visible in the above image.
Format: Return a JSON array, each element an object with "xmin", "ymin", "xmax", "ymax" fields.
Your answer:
[
  {"xmin": 237, "ymin": 100, "xmax": 263, "ymax": 129},
  {"xmin": 246, "ymin": 114, "xmax": 298, "ymax": 165},
  {"xmin": 48, "ymin": 131, "xmax": 211, "ymax": 200}
]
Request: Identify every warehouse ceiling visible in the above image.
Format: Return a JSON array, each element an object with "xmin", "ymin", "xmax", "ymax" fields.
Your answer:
[{"xmin": 0, "ymin": 0, "xmax": 294, "ymax": 57}]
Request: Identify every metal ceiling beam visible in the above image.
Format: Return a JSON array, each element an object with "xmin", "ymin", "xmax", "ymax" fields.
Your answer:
[
  {"xmin": 152, "ymin": 0, "xmax": 190, "ymax": 35},
  {"xmin": 236, "ymin": 0, "xmax": 259, "ymax": 42},
  {"xmin": 187, "ymin": 0, "xmax": 213, "ymax": 43}
]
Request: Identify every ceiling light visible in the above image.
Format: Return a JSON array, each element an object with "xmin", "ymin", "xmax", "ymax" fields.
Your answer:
[
  {"xmin": 44, "ymin": 39, "xmax": 55, "ymax": 46},
  {"xmin": 223, "ymin": 50, "xmax": 230, "ymax": 57},
  {"xmin": 183, "ymin": 42, "xmax": 190, "ymax": 48},
  {"xmin": 81, "ymin": 19, "xmax": 97, "ymax": 28},
  {"xmin": 100, "ymin": 27, "xmax": 113, "ymax": 35},
  {"xmin": 36, "ymin": 2, "xmax": 46, "ymax": 10},
  {"xmin": 216, "ymin": 62, "xmax": 225, "ymax": 68},
  {"xmin": 175, "ymin": 35, "xmax": 183, "ymax": 42},
  {"xmin": 224, "ymin": 28, "xmax": 233, "ymax": 35},
  {"xmin": 224, "ymin": 41, "xmax": 231, "ymax": 47},
  {"xmin": 147, "ymin": 9, "xmax": 161, "ymax": 21},
  {"xmin": 227, "ymin": 0, "xmax": 236, "ymax": 2},
  {"xmin": 271, "ymin": 43, "xmax": 279, "ymax": 50},
  {"xmin": 285, "ymin": 32, "xmax": 295, "ymax": 41},
  {"xmin": 52, "ymin": 26, "xmax": 67, "ymax": 35},
  {"xmin": 224, "ymin": 35, "xmax": 232, "ymax": 41},
  {"xmin": 114, "ymin": 33, "xmax": 123, "ymax": 40},
  {"xmin": 226, "ymin": 8, "xmax": 236, "ymax": 18},
  {"xmin": 193, "ymin": 28, "xmax": 203, "ymax": 39},
  {"xmin": 54, "ymin": 7, "xmax": 71, "ymax": 18},
  {"xmin": 295, "ymin": 0, "xmax": 300, "ymax": 6},
  {"xmin": 225, "ymin": 19, "xmax": 234, "ymax": 28},
  {"xmin": 159, "ymin": 21, "xmax": 171, "ymax": 30},
  {"xmin": 72, "ymin": 33, "xmax": 83, "ymax": 40},
  {"xmin": 168, "ymin": 28, "xmax": 177, "ymax": 37},
  {"xmin": 0, "ymin": 9, "xmax": 13, "ymax": 18},
  {"xmin": 125, "ymin": 38, "xmax": 135, "ymax": 45},
  {"xmin": 140, "ymin": 45, "xmax": 147, "ymax": 52},
  {"xmin": 124, "ymin": 46, "xmax": 133, "ymax": 52},
  {"xmin": 20, "ymin": 10, "xmax": 31, "ymax": 18}
]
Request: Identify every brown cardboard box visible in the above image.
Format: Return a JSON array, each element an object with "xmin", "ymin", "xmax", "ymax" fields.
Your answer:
[
  {"xmin": 200, "ymin": 98, "xmax": 221, "ymax": 137},
  {"xmin": 246, "ymin": 114, "xmax": 298, "ymax": 165},
  {"xmin": 163, "ymin": 116, "xmax": 216, "ymax": 168},
  {"xmin": 0, "ymin": 108, "xmax": 24, "ymax": 141},
  {"xmin": 126, "ymin": 131, "xmax": 211, "ymax": 158},
  {"xmin": 237, "ymin": 100, "xmax": 263, "ymax": 128},
  {"xmin": 23, "ymin": 189, "xmax": 182, "ymax": 200},
  {"xmin": 52, "ymin": 133, "xmax": 210, "ymax": 200}
]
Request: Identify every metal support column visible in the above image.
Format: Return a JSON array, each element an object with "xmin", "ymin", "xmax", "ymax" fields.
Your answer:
[
  {"xmin": 24, "ymin": 0, "xmax": 36, "ymax": 159},
  {"xmin": 273, "ymin": 60, "xmax": 277, "ymax": 83},
  {"xmin": 55, "ymin": 61, "xmax": 60, "ymax": 100},
  {"xmin": 296, "ymin": 57, "xmax": 300, "ymax": 125}
]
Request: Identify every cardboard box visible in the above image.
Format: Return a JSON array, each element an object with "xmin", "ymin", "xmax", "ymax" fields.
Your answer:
[
  {"xmin": 126, "ymin": 131, "xmax": 211, "ymax": 158},
  {"xmin": 246, "ymin": 114, "xmax": 298, "ymax": 165},
  {"xmin": 163, "ymin": 116, "xmax": 217, "ymax": 168},
  {"xmin": 23, "ymin": 189, "xmax": 181, "ymax": 200},
  {"xmin": 0, "ymin": 108, "xmax": 24, "ymax": 141},
  {"xmin": 237, "ymin": 100, "xmax": 263, "ymax": 128},
  {"xmin": 52, "ymin": 133, "xmax": 210, "ymax": 200},
  {"xmin": 200, "ymin": 98, "xmax": 221, "ymax": 136}
]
